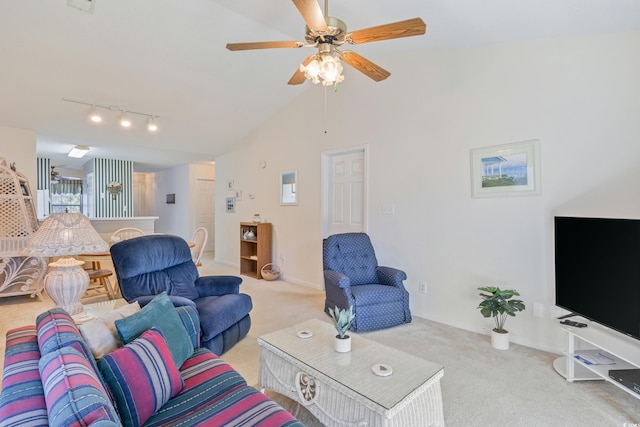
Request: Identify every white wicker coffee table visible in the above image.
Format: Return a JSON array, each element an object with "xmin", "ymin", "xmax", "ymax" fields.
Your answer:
[{"xmin": 258, "ymin": 319, "xmax": 445, "ymax": 427}]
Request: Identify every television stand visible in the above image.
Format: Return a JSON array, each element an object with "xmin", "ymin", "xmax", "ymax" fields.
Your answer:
[{"xmin": 554, "ymin": 318, "xmax": 640, "ymax": 399}]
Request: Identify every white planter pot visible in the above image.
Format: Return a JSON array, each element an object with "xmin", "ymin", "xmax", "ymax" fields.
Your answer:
[
  {"xmin": 491, "ymin": 329, "xmax": 510, "ymax": 350},
  {"xmin": 334, "ymin": 335, "xmax": 351, "ymax": 353}
]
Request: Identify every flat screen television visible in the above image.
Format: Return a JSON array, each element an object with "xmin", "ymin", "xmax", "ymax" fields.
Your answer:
[{"xmin": 555, "ymin": 216, "xmax": 640, "ymax": 341}]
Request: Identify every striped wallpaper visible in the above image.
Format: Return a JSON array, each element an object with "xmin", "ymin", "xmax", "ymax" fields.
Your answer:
[
  {"xmin": 36, "ymin": 157, "xmax": 50, "ymax": 190},
  {"xmin": 92, "ymin": 159, "xmax": 133, "ymax": 218},
  {"xmin": 36, "ymin": 157, "xmax": 133, "ymax": 218}
]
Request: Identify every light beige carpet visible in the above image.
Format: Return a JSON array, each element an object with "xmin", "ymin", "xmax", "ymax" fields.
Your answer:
[{"xmin": 1, "ymin": 253, "xmax": 639, "ymax": 426}]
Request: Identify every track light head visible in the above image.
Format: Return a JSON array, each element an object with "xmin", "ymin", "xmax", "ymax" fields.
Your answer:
[
  {"xmin": 88, "ymin": 105, "xmax": 102, "ymax": 123},
  {"xmin": 147, "ymin": 116, "xmax": 158, "ymax": 132},
  {"xmin": 119, "ymin": 111, "xmax": 131, "ymax": 128}
]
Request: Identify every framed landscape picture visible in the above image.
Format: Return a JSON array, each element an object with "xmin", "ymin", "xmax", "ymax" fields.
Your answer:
[{"xmin": 470, "ymin": 139, "xmax": 541, "ymax": 198}]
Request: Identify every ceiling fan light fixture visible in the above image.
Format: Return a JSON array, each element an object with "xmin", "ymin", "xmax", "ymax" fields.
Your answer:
[
  {"xmin": 319, "ymin": 54, "xmax": 344, "ymax": 86},
  {"xmin": 300, "ymin": 58, "xmax": 321, "ymax": 84},
  {"xmin": 300, "ymin": 46, "xmax": 344, "ymax": 87}
]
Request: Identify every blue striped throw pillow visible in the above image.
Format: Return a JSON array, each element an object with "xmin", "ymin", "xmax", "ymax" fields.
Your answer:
[{"xmin": 98, "ymin": 327, "xmax": 184, "ymax": 427}]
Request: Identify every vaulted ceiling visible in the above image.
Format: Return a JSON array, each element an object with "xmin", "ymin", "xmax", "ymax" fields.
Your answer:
[{"xmin": 1, "ymin": 0, "xmax": 639, "ymax": 171}]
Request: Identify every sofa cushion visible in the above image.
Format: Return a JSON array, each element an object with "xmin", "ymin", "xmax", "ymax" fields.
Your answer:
[
  {"xmin": 144, "ymin": 348, "xmax": 301, "ymax": 427},
  {"xmin": 79, "ymin": 302, "xmax": 141, "ymax": 359},
  {"xmin": 146, "ymin": 385, "xmax": 302, "ymax": 427},
  {"xmin": 98, "ymin": 328, "xmax": 184, "ymax": 427},
  {"xmin": 115, "ymin": 292, "xmax": 193, "ymax": 368},
  {"xmin": 39, "ymin": 346, "xmax": 120, "ymax": 426},
  {"xmin": 0, "ymin": 326, "xmax": 48, "ymax": 426}
]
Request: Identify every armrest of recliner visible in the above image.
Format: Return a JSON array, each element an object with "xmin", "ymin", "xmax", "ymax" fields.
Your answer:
[
  {"xmin": 324, "ymin": 269, "xmax": 354, "ymax": 310},
  {"xmin": 376, "ymin": 266, "xmax": 407, "ymax": 287},
  {"xmin": 195, "ymin": 275, "xmax": 243, "ymax": 297},
  {"xmin": 134, "ymin": 294, "xmax": 196, "ymax": 308},
  {"xmin": 324, "ymin": 269, "xmax": 351, "ymax": 289}
]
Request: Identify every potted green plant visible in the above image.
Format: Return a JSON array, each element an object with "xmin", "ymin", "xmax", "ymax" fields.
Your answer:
[
  {"xmin": 477, "ymin": 286, "xmax": 525, "ymax": 350},
  {"xmin": 328, "ymin": 306, "xmax": 355, "ymax": 353}
]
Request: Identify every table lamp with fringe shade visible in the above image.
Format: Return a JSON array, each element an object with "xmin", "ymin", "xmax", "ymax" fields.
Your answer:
[{"xmin": 21, "ymin": 212, "xmax": 109, "ymax": 316}]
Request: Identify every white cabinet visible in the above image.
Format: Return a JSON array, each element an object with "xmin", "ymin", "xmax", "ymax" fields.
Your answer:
[{"xmin": 553, "ymin": 318, "xmax": 640, "ymax": 399}]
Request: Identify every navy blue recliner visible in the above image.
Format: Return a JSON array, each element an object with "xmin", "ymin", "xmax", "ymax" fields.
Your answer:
[
  {"xmin": 323, "ymin": 233, "xmax": 411, "ymax": 332},
  {"xmin": 110, "ymin": 234, "xmax": 252, "ymax": 355}
]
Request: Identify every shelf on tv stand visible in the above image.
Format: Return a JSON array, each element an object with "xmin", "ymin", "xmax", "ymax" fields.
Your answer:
[{"xmin": 553, "ymin": 317, "xmax": 640, "ymax": 399}]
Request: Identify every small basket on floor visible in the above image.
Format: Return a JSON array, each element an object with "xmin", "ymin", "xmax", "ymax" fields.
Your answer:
[{"xmin": 261, "ymin": 263, "xmax": 281, "ymax": 281}]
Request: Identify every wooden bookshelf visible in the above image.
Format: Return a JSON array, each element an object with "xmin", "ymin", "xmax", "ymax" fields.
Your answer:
[{"xmin": 239, "ymin": 222, "xmax": 272, "ymax": 279}]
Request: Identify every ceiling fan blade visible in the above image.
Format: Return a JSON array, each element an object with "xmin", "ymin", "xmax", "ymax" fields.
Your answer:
[
  {"xmin": 346, "ymin": 18, "xmax": 426, "ymax": 45},
  {"xmin": 339, "ymin": 51, "xmax": 390, "ymax": 82},
  {"xmin": 292, "ymin": 0, "xmax": 328, "ymax": 32},
  {"xmin": 226, "ymin": 41, "xmax": 304, "ymax": 51},
  {"xmin": 288, "ymin": 55, "xmax": 316, "ymax": 85}
]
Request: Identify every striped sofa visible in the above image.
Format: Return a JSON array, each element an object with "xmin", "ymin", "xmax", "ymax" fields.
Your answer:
[{"xmin": 0, "ymin": 306, "xmax": 303, "ymax": 427}]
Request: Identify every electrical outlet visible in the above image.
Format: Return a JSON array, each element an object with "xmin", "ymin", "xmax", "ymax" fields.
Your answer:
[
  {"xmin": 419, "ymin": 282, "xmax": 427, "ymax": 294},
  {"xmin": 280, "ymin": 255, "xmax": 285, "ymax": 264}
]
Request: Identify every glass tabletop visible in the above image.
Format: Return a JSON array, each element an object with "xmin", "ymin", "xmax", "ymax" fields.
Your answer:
[{"xmin": 258, "ymin": 319, "xmax": 443, "ymax": 410}]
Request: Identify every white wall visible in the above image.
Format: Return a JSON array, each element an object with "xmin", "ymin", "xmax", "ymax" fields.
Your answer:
[
  {"xmin": 0, "ymin": 126, "xmax": 37, "ymax": 191},
  {"xmin": 215, "ymin": 30, "xmax": 640, "ymax": 353},
  {"xmin": 150, "ymin": 163, "xmax": 214, "ymax": 240}
]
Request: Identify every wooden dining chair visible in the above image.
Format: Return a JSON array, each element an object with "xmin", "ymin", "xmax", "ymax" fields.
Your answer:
[
  {"xmin": 110, "ymin": 227, "xmax": 144, "ymax": 244},
  {"xmin": 190, "ymin": 227, "xmax": 208, "ymax": 267}
]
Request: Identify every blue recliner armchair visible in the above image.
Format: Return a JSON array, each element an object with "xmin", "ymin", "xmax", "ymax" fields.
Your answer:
[
  {"xmin": 110, "ymin": 234, "xmax": 252, "ymax": 355},
  {"xmin": 323, "ymin": 232, "xmax": 411, "ymax": 332}
]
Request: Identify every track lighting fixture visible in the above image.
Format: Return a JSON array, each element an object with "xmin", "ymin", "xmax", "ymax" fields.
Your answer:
[{"xmin": 63, "ymin": 98, "xmax": 159, "ymax": 133}]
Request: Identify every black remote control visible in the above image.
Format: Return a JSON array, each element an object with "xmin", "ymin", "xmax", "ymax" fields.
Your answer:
[{"xmin": 560, "ymin": 320, "xmax": 587, "ymax": 328}]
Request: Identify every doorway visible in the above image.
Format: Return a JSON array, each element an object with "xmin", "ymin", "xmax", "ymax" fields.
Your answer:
[
  {"xmin": 321, "ymin": 146, "xmax": 368, "ymax": 237},
  {"xmin": 194, "ymin": 178, "xmax": 215, "ymax": 252}
]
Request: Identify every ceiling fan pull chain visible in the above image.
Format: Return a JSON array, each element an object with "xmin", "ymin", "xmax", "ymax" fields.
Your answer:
[
  {"xmin": 324, "ymin": 85, "xmax": 328, "ymax": 117},
  {"xmin": 323, "ymin": 85, "xmax": 329, "ymax": 133}
]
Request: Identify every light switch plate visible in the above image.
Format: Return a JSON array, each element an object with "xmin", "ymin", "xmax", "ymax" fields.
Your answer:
[{"xmin": 382, "ymin": 204, "xmax": 395, "ymax": 215}]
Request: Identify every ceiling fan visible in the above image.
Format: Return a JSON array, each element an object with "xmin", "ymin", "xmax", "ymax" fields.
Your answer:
[{"xmin": 226, "ymin": 0, "xmax": 426, "ymax": 87}]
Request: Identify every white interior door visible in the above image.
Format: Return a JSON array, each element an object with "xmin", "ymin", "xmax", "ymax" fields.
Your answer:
[
  {"xmin": 322, "ymin": 148, "xmax": 366, "ymax": 237},
  {"xmin": 195, "ymin": 178, "xmax": 215, "ymax": 252},
  {"xmin": 132, "ymin": 183, "xmax": 143, "ymax": 216}
]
